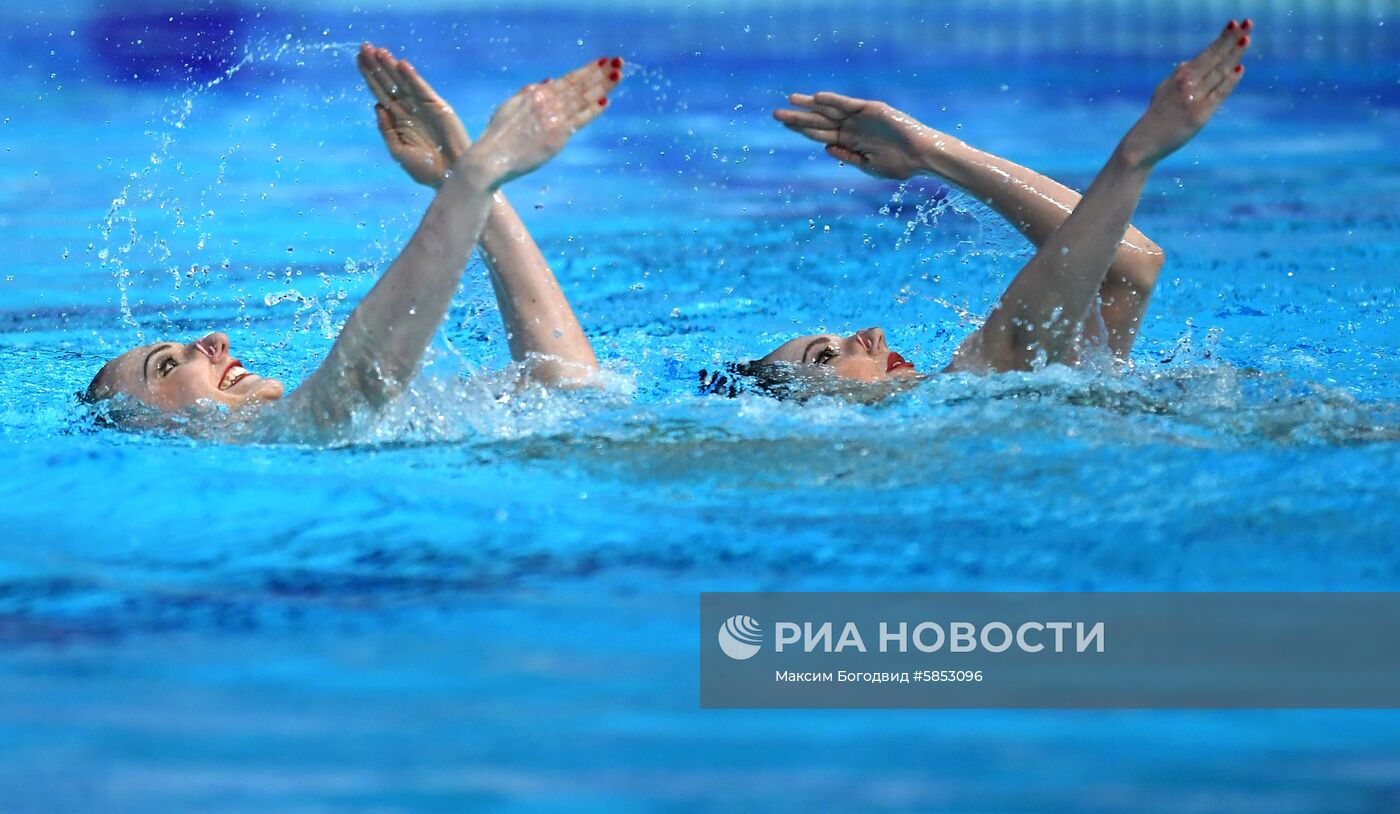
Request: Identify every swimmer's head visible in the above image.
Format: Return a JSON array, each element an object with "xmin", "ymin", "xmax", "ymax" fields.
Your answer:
[
  {"xmin": 84, "ymin": 332, "xmax": 285, "ymax": 412},
  {"xmin": 757, "ymin": 327, "xmax": 918, "ymax": 381},
  {"xmin": 700, "ymin": 327, "xmax": 919, "ymax": 400}
]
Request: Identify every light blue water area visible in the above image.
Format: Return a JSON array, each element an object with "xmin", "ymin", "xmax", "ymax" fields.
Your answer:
[{"xmin": 2, "ymin": 3, "xmax": 1400, "ymax": 812}]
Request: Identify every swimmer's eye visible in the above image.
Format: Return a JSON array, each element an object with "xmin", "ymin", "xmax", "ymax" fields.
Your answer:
[
  {"xmin": 814, "ymin": 346, "xmax": 840, "ymax": 365},
  {"xmin": 157, "ymin": 357, "xmax": 179, "ymax": 378}
]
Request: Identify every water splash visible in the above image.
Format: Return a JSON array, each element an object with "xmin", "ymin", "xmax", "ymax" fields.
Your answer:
[{"xmin": 93, "ymin": 37, "xmax": 365, "ymax": 339}]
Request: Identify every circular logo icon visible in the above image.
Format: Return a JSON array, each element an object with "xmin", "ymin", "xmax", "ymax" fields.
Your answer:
[{"xmin": 718, "ymin": 615, "xmax": 763, "ymax": 660}]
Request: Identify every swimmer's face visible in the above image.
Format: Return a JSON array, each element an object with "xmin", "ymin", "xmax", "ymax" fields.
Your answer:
[
  {"xmin": 758, "ymin": 327, "xmax": 918, "ymax": 380},
  {"xmin": 90, "ymin": 332, "xmax": 285, "ymax": 411}
]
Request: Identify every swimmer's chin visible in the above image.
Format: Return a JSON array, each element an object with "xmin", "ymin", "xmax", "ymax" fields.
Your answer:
[
  {"xmin": 258, "ymin": 378, "xmax": 286, "ymax": 401},
  {"xmin": 225, "ymin": 376, "xmax": 285, "ymax": 406}
]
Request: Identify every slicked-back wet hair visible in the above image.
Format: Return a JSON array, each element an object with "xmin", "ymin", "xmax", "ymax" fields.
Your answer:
[
  {"xmin": 697, "ymin": 361, "xmax": 807, "ymax": 400},
  {"xmin": 82, "ymin": 359, "xmax": 123, "ymax": 404},
  {"xmin": 699, "ymin": 359, "xmax": 920, "ymax": 404}
]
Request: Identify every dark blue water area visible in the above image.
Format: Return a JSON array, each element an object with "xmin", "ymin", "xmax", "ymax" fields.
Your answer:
[{"xmin": 2, "ymin": 2, "xmax": 1400, "ymax": 811}]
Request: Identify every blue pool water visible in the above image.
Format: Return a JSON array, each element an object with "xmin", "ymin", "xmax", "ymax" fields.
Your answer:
[{"xmin": 2, "ymin": 2, "xmax": 1400, "ymax": 811}]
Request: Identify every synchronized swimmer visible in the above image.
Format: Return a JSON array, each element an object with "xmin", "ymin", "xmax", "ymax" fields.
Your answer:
[{"xmin": 83, "ymin": 20, "xmax": 1255, "ymax": 431}]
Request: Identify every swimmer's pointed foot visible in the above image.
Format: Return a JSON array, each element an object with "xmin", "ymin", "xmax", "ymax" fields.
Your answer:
[
  {"xmin": 1119, "ymin": 20, "xmax": 1252, "ymax": 169},
  {"xmin": 466, "ymin": 57, "xmax": 624, "ymax": 188}
]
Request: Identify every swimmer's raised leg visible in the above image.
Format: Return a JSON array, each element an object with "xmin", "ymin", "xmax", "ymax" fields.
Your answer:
[
  {"xmin": 357, "ymin": 44, "xmax": 610, "ymax": 388},
  {"xmin": 290, "ymin": 55, "xmax": 619, "ymax": 427}
]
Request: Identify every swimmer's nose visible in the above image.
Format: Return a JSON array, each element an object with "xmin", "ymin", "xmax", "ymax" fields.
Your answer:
[
  {"xmin": 195, "ymin": 332, "xmax": 229, "ymax": 363},
  {"xmin": 850, "ymin": 327, "xmax": 886, "ymax": 354}
]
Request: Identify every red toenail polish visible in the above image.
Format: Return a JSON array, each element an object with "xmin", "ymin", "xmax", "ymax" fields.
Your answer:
[
  {"xmin": 1242, "ymin": 18, "xmax": 1252, "ymax": 30},
  {"xmin": 611, "ymin": 57, "xmax": 622, "ymax": 69},
  {"xmin": 1227, "ymin": 20, "xmax": 1237, "ymax": 30},
  {"xmin": 542, "ymin": 78, "xmax": 551, "ymax": 83},
  {"xmin": 1237, "ymin": 36, "xmax": 1248, "ymax": 46},
  {"xmin": 609, "ymin": 71, "xmax": 620, "ymax": 81},
  {"xmin": 598, "ymin": 97, "xmax": 607, "ymax": 106},
  {"xmin": 597, "ymin": 58, "xmax": 607, "ymax": 66},
  {"xmin": 1234, "ymin": 64, "xmax": 1243, "ymax": 73}
]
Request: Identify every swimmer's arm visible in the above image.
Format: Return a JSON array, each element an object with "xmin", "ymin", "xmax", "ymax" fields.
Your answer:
[
  {"xmin": 407, "ymin": 173, "xmax": 601, "ymax": 388},
  {"xmin": 947, "ymin": 149, "xmax": 1152, "ymax": 372},
  {"xmin": 292, "ymin": 56, "xmax": 619, "ymax": 426},
  {"xmin": 774, "ymin": 92, "xmax": 1163, "ymax": 357},
  {"xmin": 913, "ymin": 137, "xmax": 1165, "ymax": 357},
  {"xmin": 474, "ymin": 196, "xmax": 600, "ymax": 387},
  {"xmin": 950, "ymin": 24, "xmax": 1249, "ymax": 372},
  {"xmin": 288, "ymin": 154, "xmax": 500, "ymax": 427},
  {"xmin": 360, "ymin": 46, "xmax": 599, "ymax": 387}
]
